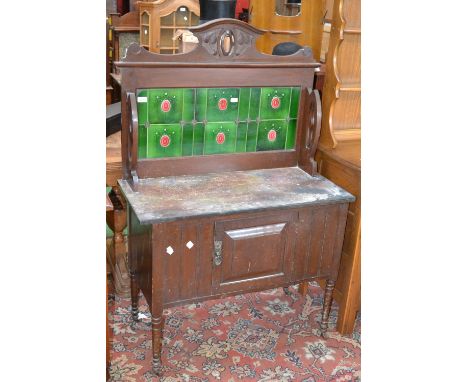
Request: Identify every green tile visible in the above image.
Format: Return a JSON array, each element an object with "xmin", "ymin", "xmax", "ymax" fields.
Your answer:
[
  {"xmin": 285, "ymin": 119, "xmax": 298, "ymax": 149},
  {"xmin": 147, "ymin": 124, "xmax": 182, "ymax": 158},
  {"xmin": 203, "ymin": 122, "xmax": 237, "ymax": 155},
  {"xmin": 290, "ymin": 87, "xmax": 301, "ymax": 119},
  {"xmin": 236, "ymin": 122, "xmax": 248, "ymax": 153},
  {"xmin": 182, "ymin": 88, "xmax": 195, "ymax": 123},
  {"xmin": 238, "ymin": 88, "xmax": 251, "ymax": 121},
  {"xmin": 249, "ymin": 87, "xmax": 261, "ymax": 121},
  {"xmin": 137, "ymin": 87, "xmax": 301, "ymax": 158},
  {"xmin": 195, "ymin": 88, "xmax": 207, "ymax": 122},
  {"xmin": 136, "ymin": 89, "xmax": 149, "ymax": 124},
  {"xmin": 138, "ymin": 125, "xmax": 147, "ymax": 158},
  {"xmin": 256, "ymin": 120, "xmax": 287, "ymax": 151},
  {"xmin": 259, "ymin": 87, "xmax": 292, "ymax": 120},
  {"xmin": 148, "ymin": 89, "xmax": 183, "ymax": 124},
  {"xmin": 206, "ymin": 88, "xmax": 240, "ymax": 122},
  {"xmin": 182, "ymin": 123, "xmax": 194, "ymax": 156},
  {"xmin": 193, "ymin": 122, "xmax": 205, "ymax": 155},
  {"xmin": 246, "ymin": 121, "xmax": 258, "ymax": 152}
]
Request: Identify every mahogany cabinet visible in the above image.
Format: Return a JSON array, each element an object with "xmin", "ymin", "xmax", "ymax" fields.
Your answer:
[
  {"xmin": 123, "ymin": 177, "xmax": 352, "ymax": 310},
  {"xmin": 116, "ymin": 19, "xmax": 354, "ymax": 375}
]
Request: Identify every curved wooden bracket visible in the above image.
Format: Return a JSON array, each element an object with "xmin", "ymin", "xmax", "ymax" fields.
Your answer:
[
  {"xmin": 127, "ymin": 92, "xmax": 138, "ymax": 183},
  {"xmin": 301, "ymin": 88, "xmax": 322, "ymax": 174},
  {"xmin": 310, "ymin": 89, "xmax": 322, "ymax": 157}
]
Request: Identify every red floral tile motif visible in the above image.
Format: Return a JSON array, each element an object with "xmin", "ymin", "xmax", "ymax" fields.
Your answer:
[
  {"xmin": 267, "ymin": 129, "xmax": 277, "ymax": 142},
  {"xmin": 108, "ymin": 282, "xmax": 361, "ymax": 382},
  {"xmin": 218, "ymin": 98, "xmax": 228, "ymax": 111},
  {"xmin": 160, "ymin": 100, "xmax": 171, "ymax": 113},
  {"xmin": 271, "ymin": 96, "xmax": 281, "ymax": 109},
  {"xmin": 159, "ymin": 134, "xmax": 171, "ymax": 148},
  {"xmin": 216, "ymin": 132, "xmax": 226, "ymax": 145}
]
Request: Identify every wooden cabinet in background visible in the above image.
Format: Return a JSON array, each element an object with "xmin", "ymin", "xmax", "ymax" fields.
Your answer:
[
  {"xmin": 248, "ymin": 0, "xmax": 323, "ymax": 57},
  {"xmin": 107, "ymin": 132, "xmax": 131, "ymax": 298},
  {"xmin": 320, "ymin": 0, "xmax": 361, "ymax": 147},
  {"xmin": 138, "ymin": 0, "xmax": 200, "ymax": 54},
  {"xmin": 305, "ymin": 0, "xmax": 361, "ymax": 335},
  {"xmin": 108, "ymin": 11, "xmax": 141, "ymax": 102},
  {"xmin": 316, "ymin": 142, "xmax": 360, "ymax": 334},
  {"xmin": 109, "ymin": 11, "xmax": 141, "ymax": 68}
]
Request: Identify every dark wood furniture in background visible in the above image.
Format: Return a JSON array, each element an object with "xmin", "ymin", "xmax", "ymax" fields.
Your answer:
[
  {"xmin": 106, "ymin": 188, "xmax": 130, "ymax": 297},
  {"xmin": 106, "ymin": 17, "xmax": 113, "ymax": 105},
  {"xmin": 116, "ymin": 19, "xmax": 354, "ymax": 375},
  {"xmin": 107, "ymin": 132, "xmax": 130, "ymax": 297},
  {"xmin": 108, "ymin": 10, "xmax": 141, "ymax": 103},
  {"xmin": 299, "ymin": 0, "xmax": 361, "ymax": 334},
  {"xmin": 109, "ymin": 11, "xmax": 140, "ymax": 66},
  {"xmin": 106, "ymin": 193, "xmax": 113, "ymax": 381},
  {"xmin": 117, "ymin": 0, "xmax": 130, "ymax": 15}
]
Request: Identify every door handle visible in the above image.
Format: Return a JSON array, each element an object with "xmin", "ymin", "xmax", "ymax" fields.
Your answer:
[{"xmin": 213, "ymin": 240, "xmax": 222, "ymax": 266}]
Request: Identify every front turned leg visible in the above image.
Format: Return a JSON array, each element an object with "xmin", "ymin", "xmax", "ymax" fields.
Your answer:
[
  {"xmin": 319, "ymin": 279, "xmax": 335, "ymax": 337},
  {"xmin": 130, "ymin": 271, "xmax": 139, "ymax": 322},
  {"xmin": 152, "ymin": 315, "xmax": 164, "ymax": 375}
]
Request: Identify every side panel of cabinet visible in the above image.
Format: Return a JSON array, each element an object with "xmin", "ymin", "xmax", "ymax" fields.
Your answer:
[
  {"xmin": 128, "ymin": 207, "xmax": 153, "ymax": 310},
  {"xmin": 212, "ymin": 211, "xmax": 298, "ymax": 294},
  {"xmin": 293, "ymin": 204, "xmax": 348, "ymax": 281}
]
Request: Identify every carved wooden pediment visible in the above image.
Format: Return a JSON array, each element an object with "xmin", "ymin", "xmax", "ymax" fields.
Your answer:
[
  {"xmin": 190, "ymin": 18, "xmax": 262, "ymax": 58},
  {"xmin": 118, "ymin": 18, "xmax": 317, "ymax": 67}
]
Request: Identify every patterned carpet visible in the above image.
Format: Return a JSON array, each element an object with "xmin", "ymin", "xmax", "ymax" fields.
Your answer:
[{"xmin": 108, "ymin": 282, "xmax": 360, "ymax": 382}]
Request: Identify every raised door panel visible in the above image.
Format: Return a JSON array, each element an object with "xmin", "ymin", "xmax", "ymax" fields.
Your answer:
[
  {"xmin": 213, "ymin": 211, "xmax": 297, "ymax": 294},
  {"xmin": 156, "ymin": 221, "xmax": 213, "ymax": 305}
]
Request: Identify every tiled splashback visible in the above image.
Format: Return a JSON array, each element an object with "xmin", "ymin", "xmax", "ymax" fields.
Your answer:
[{"xmin": 137, "ymin": 87, "xmax": 301, "ymax": 158}]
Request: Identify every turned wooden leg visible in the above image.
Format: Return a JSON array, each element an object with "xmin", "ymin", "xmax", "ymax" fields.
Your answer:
[
  {"xmin": 298, "ymin": 281, "xmax": 309, "ymax": 296},
  {"xmin": 130, "ymin": 272, "xmax": 139, "ymax": 322},
  {"xmin": 319, "ymin": 279, "xmax": 335, "ymax": 337},
  {"xmin": 152, "ymin": 315, "xmax": 163, "ymax": 375}
]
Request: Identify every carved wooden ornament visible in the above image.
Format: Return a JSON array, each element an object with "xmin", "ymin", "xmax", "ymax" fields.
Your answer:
[{"xmin": 119, "ymin": 18, "xmax": 315, "ymax": 67}]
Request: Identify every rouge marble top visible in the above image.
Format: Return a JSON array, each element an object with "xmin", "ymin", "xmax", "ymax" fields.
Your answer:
[{"xmin": 119, "ymin": 167, "xmax": 355, "ymax": 224}]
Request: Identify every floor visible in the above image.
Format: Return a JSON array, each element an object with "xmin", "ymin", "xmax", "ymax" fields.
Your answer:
[{"xmin": 108, "ymin": 282, "xmax": 361, "ymax": 382}]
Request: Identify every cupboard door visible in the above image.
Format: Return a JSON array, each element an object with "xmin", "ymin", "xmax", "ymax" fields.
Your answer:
[{"xmin": 213, "ymin": 211, "xmax": 297, "ymax": 294}]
